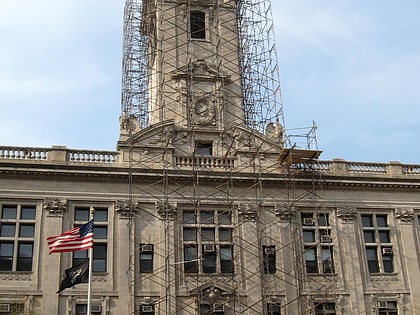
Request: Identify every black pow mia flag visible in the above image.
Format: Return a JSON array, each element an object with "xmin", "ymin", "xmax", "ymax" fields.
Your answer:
[{"xmin": 57, "ymin": 259, "xmax": 89, "ymax": 293}]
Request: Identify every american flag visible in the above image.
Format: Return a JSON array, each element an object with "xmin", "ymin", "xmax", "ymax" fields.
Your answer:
[{"xmin": 47, "ymin": 220, "xmax": 94, "ymax": 254}]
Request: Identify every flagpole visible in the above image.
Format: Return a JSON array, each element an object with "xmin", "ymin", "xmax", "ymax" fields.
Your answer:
[{"xmin": 87, "ymin": 207, "xmax": 95, "ymax": 315}]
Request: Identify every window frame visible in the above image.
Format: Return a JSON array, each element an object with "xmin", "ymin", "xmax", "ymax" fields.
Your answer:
[
  {"xmin": 314, "ymin": 302, "xmax": 336, "ymax": 315},
  {"xmin": 139, "ymin": 244, "xmax": 154, "ymax": 273},
  {"xmin": 361, "ymin": 213, "xmax": 394, "ymax": 274},
  {"xmin": 190, "ymin": 10, "xmax": 206, "ymax": 40},
  {"xmin": 263, "ymin": 245, "xmax": 276, "ymax": 274},
  {"xmin": 0, "ymin": 203, "xmax": 37, "ymax": 272},
  {"xmin": 72, "ymin": 206, "xmax": 109, "ymax": 273},
  {"xmin": 301, "ymin": 212, "xmax": 334, "ymax": 274},
  {"xmin": 182, "ymin": 209, "xmax": 234, "ymax": 274}
]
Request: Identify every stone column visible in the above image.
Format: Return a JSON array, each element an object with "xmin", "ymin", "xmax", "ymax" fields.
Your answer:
[
  {"xmin": 237, "ymin": 204, "xmax": 263, "ymax": 314},
  {"xmin": 115, "ymin": 200, "xmax": 138, "ymax": 314},
  {"xmin": 276, "ymin": 205, "xmax": 300, "ymax": 314},
  {"xmin": 395, "ymin": 207, "xmax": 418, "ymax": 314},
  {"xmin": 336, "ymin": 207, "xmax": 367, "ymax": 314},
  {"xmin": 42, "ymin": 197, "xmax": 67, "ymax": 314},
  {"xmin": 157, "ymin": 202, "xmax": 177, "ymax": 314}
]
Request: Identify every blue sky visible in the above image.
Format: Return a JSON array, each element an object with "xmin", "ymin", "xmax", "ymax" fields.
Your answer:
[{"xmin": 1, "ymin": 1, "xmax": 419, "ymax": 164}]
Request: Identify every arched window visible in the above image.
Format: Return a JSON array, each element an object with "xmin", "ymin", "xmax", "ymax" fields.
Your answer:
[{"xmin": 190, "ymin": 11, "xmax": 206, "ymax": 39}]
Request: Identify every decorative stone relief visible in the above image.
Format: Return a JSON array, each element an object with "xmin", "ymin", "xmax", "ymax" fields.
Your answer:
[
  {"xmin": 119, "ymin": 111, "xmax": 140, "ymax": 133},
  {"xmin": 275, "ymin": 203, "xmax": 295, "ymax": 221},
  {"xmin": 395, "ymin": 207, "xmax": 414, "ymax": 223},
  {"xmin": 336, "ymin": 207, "xmax": 357, "ymax": 222},
  {"xmin": 0, "ymin": 272, "xmax": 32, "ymax": 281},
  {"xmin": 237, "ymin": 204, "xmax": 258, "ymax": 221},
  {"xmin": 151, "ymin": 126, "xmax": 174, "ymax": 145},
  {"xmin": 190, "ymin": 92, "xmax": 216, "ymax": 126},
  {"xmin": 233, "ymin": 129, "xmax": 257, "ymax": 151},
  {"xmin": 115, "ymin": 200, "xmax": 139, "ymax": 219},
  {"xmin": 43, "ymin": 197, "xmax": 67, "ymax": 216},
  {"xmin": 265, "ymin": 122, "xmax": 284, "ymax": 145},
  {"xmin": 156, "ymin": 201, "xmax": 177, "ymax": 219}
]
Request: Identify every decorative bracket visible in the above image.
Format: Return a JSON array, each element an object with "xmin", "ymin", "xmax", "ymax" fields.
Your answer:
[{"xmin": 43, "ymin": 197, "xmax": 67, "ymax": 216}]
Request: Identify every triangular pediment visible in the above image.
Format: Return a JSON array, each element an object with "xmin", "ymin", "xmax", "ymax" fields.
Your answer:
[
  {"xmin": 172, "ymin": 59, "xmax": 231, "ymax": 81},
  {"xmin": 190, "ymin": 281, "xmax": 234, "ymax": 297}
]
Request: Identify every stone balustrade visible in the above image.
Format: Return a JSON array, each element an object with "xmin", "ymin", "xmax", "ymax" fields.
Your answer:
[
  {"xmin": 0, "ymin": 146, "xmax": 118, "ymax": 165},
  {"xmin": 0, "ymin": 146, "xmax": 49, "ymax": 160},
  {"xmin": 174, "ymin": 155, "xmax": 235, "ymax": 168},
  {"xmin": 69, "ymin": 150, "xmax": 118, "ymax": 163},
  {"xmin": 0, "ymin": 145, "xmax": 419, "ymax": 177}
]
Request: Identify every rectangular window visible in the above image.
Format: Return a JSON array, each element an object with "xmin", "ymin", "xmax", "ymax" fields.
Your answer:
[
  {"xmin": 183, "ymin": 209, "xmax": 233, "ymax": 274},
  {"xmin": 0, "ymin": 204, "xmax": 36, "ymax": 271},
  {"xmin": 75, "ymin": 304, "xmax": 101, "ymax": 315},
  {"xmin": 263, "ymin": 245, "xmax": 276, "ymax": 274},
  {"xmin": 378, "ymin": 301, "xmax": 398, "ymax": 315},
  {"xmin": 73, "ymin": 207, "xmax": 108, "ymax": 273},
  {"xmin": 267, "ymin": 303, "xmax": 281, "ymax": 315},
  {"xmin": 301, "ymin": 212, "xmax": 334, "ymax": 274},
  {"xmin": 190, "ymin": 11, "xmax": 206, "ymax": 39},
  {"xmin": 361, "ymin": 214, "xmax": 394, "ymax": 273},
  {"xmin": 315, "ymin": 302, "xmax": 336, "ymax": 314},
  {"xmin": 140, "ymin": 244, "xmax": 154, "ymax": 273}
]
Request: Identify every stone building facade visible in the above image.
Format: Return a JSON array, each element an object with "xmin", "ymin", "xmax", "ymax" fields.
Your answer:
[{"xmin": 1, "ymin": 0, "xmax": 420, "ymax": 314}]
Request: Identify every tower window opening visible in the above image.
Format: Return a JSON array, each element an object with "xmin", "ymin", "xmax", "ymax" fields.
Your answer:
[
  {"xmin": 190, "ymin": 11, "xmax": 206, "ymax": 39},
  {"xmin": 196, "ymin": 142, "xmax": 213, "ymax": 156}
]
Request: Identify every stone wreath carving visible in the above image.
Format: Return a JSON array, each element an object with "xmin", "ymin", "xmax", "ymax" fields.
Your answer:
[{"xmin": 190, "ymin": 93, "xmax": 216, "ymax": 126}]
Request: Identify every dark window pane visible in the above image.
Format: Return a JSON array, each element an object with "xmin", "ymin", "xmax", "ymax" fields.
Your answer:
[
  {"xmin": 379, "ymin": 231, "xmax": 390, "ymax": 243},
  {"xmin": 191, "ymin": 11, "xmax": 205, "ymax": 39},
  {"xmin": 0, "ymin": 242, "xmax": 13, "ymax": 271},
  {"xmin": 140, "ymin": 253, "xmax": 153, "ymax": 273},
  {"xmin": 2, "ymin": 205, "xmax": 17, "ymax": 219},
  {"xmin": 184, "ymin": 246, "xmax": 198, "ymax": 273},
  {"xmin": 322, "ymin": 247, "xmax": 334, "ymax": 273},
  {"xmin": 183, "ymin": 212, "xmax": 196, "ymax": 224},
  {"xmin": 263, "ymin": 247, "xmax": 276, "ymax": 274},
  {"xmin": 17, "ymin": 243, "xmax": 33, "ymax": 271},
  {"xmin": 267, "ymin": 303, "xmax": 281, "ymax": 315},
  {"xmin": 363, "ymin": 231, "xmax": 375, "ymax": 243},
  {"xmin": 318, "ymin": 214, "xmax": 329, "ymax": 226},
  {"xmin": 21, "ymin": 206, "xmax": 36, "ymax": 220},
  {"xmin": 218, "ymin": 212, "xmax": 231, "ymax": 225},
  {"xmin": 200, "ymin": 212, "xmax": 214, "ymax": 224},
  {"xmin": 219, "ymin": 229, "xmax": 232, "ymax": 242},
  {"xmin": 73, "ymin": 250, "xmax": 88, "ymax": 267},
  {"xmin": 183, "ymin": 228, "xmax": 196, "ymax": 241},
  {"xmin": 383, "ymin": 255, "xmax": 394, "ymax": 273},
  {"xmin": 19, "ymin": 224, "xmax": 35, "ymax": 237},
  {"xmin": 202, "ymin": 251, "xmax": 216, "ymax": 273},
  {"xmin": 201, "ymin": 228, "xmax": 215, "ymax": 241},
  {"xmin": 93, "ymin": 244, "xmax": 107, "ymax": 272},
  {"xmin": 362, "ymin": 215, "xmax": 373, "ymax": 227},
  {"xmin": 196, "ymin": 143, "xmax": 212, "ymax": 156},
  {"xmin": 94, "ymin": 226, "xmax": 107, "ymax": 239},
  {"xmin": 94, "ymin": 209, "xmax": 108, "ymax": 222},
  {"xmin": 376, "ymin": 215, "xmax": 388, "ymax": 227},
  {"xmin": 303, "ymin": 230, "xmax": 315, "ymax": 242},
  {"xmin": 199, "ymin": 304, "xmax": 211, "ymax": 315},
  {"xmin": 366, "ymin": 247, "xmax": 379, "ymax": 273},
  {"xmin": 75, "ymin": 208, "xmax": 89, "ymax": 221},
  {"xmin": 305, "ymin": 248, "xmax": 317, "ymax": 273},
  {"xmin": 220, "ymin": 246, "xmax": 234, "ymax": 273},
  {"xmin": 1, "ymin": 224, "xmax": 16, "ymax": 237}
]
